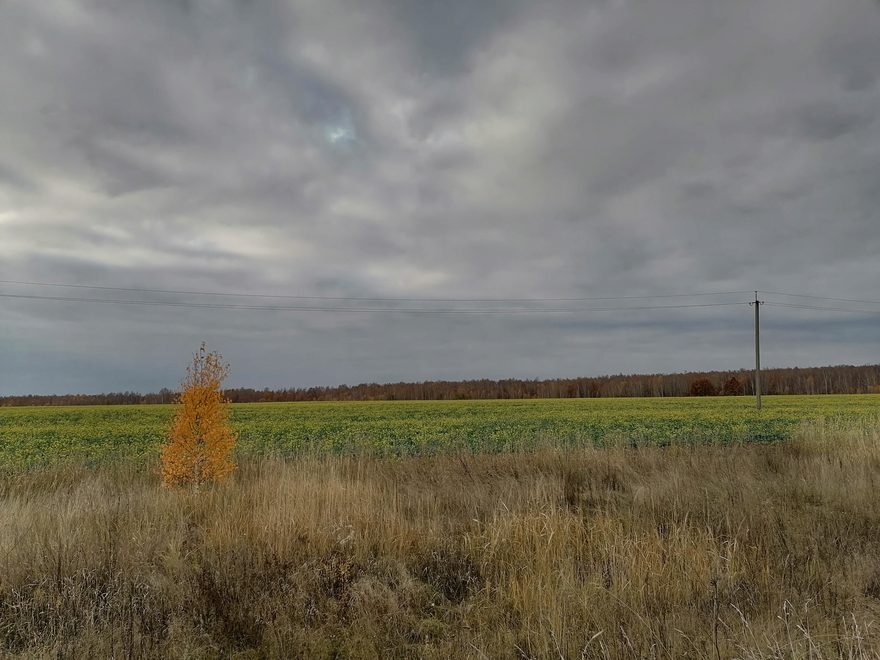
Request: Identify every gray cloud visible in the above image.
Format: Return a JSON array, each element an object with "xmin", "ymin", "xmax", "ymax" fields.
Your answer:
[{"xmin": 1, "ymin": 0, "xmax": 879, "ymax": 395}]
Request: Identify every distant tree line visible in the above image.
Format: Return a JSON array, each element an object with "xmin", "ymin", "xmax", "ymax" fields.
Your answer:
[
  {"xmin": 3, "ymin": 364, "xmax": 879, "ymax": 407},
  {"xmin": 1, "ymin": 388, "xmax": 178, "ymax": 407}
]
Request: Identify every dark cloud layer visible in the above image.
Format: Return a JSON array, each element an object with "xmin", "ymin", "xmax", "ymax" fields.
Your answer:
[{"xmin": 1, "ymin": 0, "xmax": 878, "ymax": 395}]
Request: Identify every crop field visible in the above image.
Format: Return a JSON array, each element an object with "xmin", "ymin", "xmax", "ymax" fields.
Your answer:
[
  {"xmin": 3, "ymin": 400, "xmax": 880, "ymax": 656},
  {"xmin": 1, "ymin": 394, "xmax": 877, "ymax": 468}
]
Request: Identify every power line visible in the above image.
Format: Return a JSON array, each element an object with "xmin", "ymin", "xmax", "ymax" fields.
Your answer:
[
  {"xmin": 4, "ymin": 281, "xmax": 879, "ymax": 317},
  {"xmin": 760, "ymin": 290, "xmax": 880, "ymax": 306},
  {"xmin": 0, "ymin": 292, "xmax": 749, "ymax": 314},
  {"xmin": 5, "ymin": 280, "xmax": 877, "ymax": 307},
  {"xmin": 0, "ymin": 279, "xmax": 752, "ymax": 303},
  {"xmin": 764, "ymin": 302, "xmax": 880, "ymax": 316}
]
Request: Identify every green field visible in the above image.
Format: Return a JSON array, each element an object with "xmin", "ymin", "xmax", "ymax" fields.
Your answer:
[{"xmin": 1, "ymin": 395, "xmax": 878, "ymax": 468}]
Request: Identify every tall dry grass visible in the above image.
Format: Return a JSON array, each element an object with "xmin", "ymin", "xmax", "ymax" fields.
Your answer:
[{"xmin": 1, "ymin": 418, "xmax": 880, "ymax": 658}]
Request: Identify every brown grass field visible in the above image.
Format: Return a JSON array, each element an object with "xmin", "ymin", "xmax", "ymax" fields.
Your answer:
[{"xmin": 2, "ymin": 418, "xmax": 880, "ymax": 658}]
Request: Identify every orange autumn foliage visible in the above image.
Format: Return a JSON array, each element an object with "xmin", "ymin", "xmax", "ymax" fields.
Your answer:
[{"xmin": 160, "ymin": 344, "xmax": 237, "ymax": 487}]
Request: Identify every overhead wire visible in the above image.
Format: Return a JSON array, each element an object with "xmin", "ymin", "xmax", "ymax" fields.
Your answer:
[
  {"xmin": 763, "ymin": 302, "xmax": 880, "ymax": 316},
  {"xmin": 759, "ymin": 290, "xmax": 880, "ymax": 306},
  {"xmin": 3, "ymin": 280, "xmax": 879, "ymax": 317},
  {"xmin": 0, "ymin": 279, "xmax": 753, "ymax": 303},
  {"xmin": 0, "ymin": 292, "xmax": 749, "ymax": 314}
]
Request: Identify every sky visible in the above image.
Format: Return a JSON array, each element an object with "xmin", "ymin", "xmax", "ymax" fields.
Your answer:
[{"xmin": 1, "ymin": 0, "xmax": 879, "ymax": 396}]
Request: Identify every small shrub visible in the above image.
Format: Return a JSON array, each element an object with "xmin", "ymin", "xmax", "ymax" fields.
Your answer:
[
  {"xmin": 722, "ymin": 376, "xmax": 744, "ymax": 396},
  {"xmin": 160, "ymin": 343, "xmax": 237, "ymax": 487},
  {"xmin": 689, "ymin": 378, "xmax": 718, "ymax": 397}
]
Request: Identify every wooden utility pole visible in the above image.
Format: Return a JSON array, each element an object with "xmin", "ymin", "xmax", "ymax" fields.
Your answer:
[{"xmin": 750, "ymin": 292, "xmax": 764, "ymax": 410}]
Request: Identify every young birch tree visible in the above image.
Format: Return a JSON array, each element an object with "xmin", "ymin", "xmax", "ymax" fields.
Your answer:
[{"xmin": 161, "ymin": 343, "xmax": 237, "ymax": 487}]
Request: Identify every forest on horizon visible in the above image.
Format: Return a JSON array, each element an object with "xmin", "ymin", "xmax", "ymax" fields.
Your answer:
[{"xmin": 3, "ymin": 363, "xmax": 879, "ymax": 406}]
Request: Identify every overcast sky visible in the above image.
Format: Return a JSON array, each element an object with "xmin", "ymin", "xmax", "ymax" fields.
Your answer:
[{"xmin": 1, "ymin": 0, "xmax": 879, "ymax": 395}]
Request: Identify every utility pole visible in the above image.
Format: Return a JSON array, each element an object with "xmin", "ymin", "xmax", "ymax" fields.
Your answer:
[{"xmin": 750, "ymin": 292, "xmax": 764, "ymax": 410}]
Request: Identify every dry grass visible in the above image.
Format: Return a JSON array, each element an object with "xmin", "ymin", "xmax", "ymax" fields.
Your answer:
[{"xmin": 2, "ymin": 419, "xmax": 880, "ymax": 658}]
